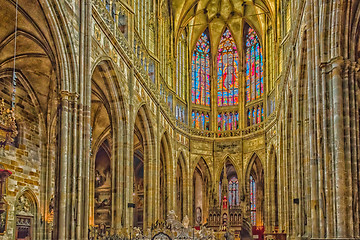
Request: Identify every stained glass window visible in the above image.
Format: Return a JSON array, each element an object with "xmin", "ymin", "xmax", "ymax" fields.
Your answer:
[
  {"xmin": 250, "ymin": 175, "xmax": 256, "ymax": 225},
  {"xmin": 217, "ymin": 29, "xmax": 239, "ymax": 106},
  {"xmin": 176, "ymin": 105, "xmax": 186, "ymax": 123},
  {"xmin": 252, "ymin": 108, "xmax": 256, "ymax": 125},
  {"xmin": 257, "ymin": 106, "xmax": 261, "ymax": 123},
  {"xmin": 228, "ymin": 177, "xmax": 239, "ymax": 207},
  {"xmin": 192, "ymin": 110, "xmax": 210, "ymax": 130},
  {"xmin": 167, "ymin": 94, "xmax": 173, "ymax": 110},
  {"xmin": 247, "ymin": 105, "xmax": 264, "ymax": 126},
  {"xmin": 218, "ymin": 112, "xmax": 239, "ymax": 131},
  {"xmin": 192, "ymin": 32, "xmax": 211, "ymax": 106},
  {"xmin": 245, "ymin": 27, "xmax": 263, "ymax": 103}
]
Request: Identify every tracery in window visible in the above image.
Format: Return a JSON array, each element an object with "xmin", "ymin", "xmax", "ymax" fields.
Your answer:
[
  {"xmin": 217, "ymin": 112, "xmax": 239, "ymax": 131},
  {"xmin": 247, "ymin": 104, "xmax": 263, "ymax": 126},
  {"xmin": 192, "ymin": 110, "xmax": 210, "ymax": 130},
  {"xmin": 228, "ymin": 177, "xmax": 239, "ymax": 207},
  {"xmin": 245, "ymin": 27, "xmax": 263, "ymax": 103},
  {"xmin": 250, "ymin": 174, "xmax": 256, "ymax": 225},
  {"xmin": 219, "ymin": 162, "xmax": 239, "ymax": 207},
  {"xmin": 217, "ymin": 29, "xmax": 239, "ymax": 106},
  {"xmin": 192, "ymin": 32, "xmax": 211, "ymax": 106}
]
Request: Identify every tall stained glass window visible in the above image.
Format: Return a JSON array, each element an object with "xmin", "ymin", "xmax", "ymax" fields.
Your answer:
[
  {"xmin": 250, "ymin": 175, "xmax": 256, "ymax": 225},
  {"xmin": 217, "ymin": 29, "xmax": 239, "ymax": 106},
  {"xmin": 229, "ymin": 177, "xmax": 239, "ymax": 207},
  {"xmin": 192, "ymin": 32, "xmax": 211, "ymax": 106},
  {"xmin": 245, "ymin": 27, "xmax": 263, "ymax": 103}
]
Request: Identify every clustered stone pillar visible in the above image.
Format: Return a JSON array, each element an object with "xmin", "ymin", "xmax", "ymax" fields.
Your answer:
[{"xmin": 53, "ymin": 0, "xmax": 92, "ymax": 239}]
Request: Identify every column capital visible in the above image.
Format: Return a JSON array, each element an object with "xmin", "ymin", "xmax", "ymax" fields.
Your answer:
[{"xmin": 59, "ymin": 91, "xmax": 80, "ymax": 101}]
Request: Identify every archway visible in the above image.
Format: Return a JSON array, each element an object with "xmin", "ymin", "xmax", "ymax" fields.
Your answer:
[
  {"xmin": 133, "ymin": 105, "xmax": 155, "ymax": 229},
  {"xmin": 0, "ymin": 0, "xmax": 71, "ymax": 239},
  {"xmin": 133, "ymin": 126, "xmax": 144, "ymax": 228},
  {"xmin": 15, "ymin": 190, "xmax": 38, "ymax": 240},
  {"xmin": 219, "ymin": 159, "xmax": 240, "ymax": 208},
  {"xmin": 90, "ymin": 59, "xmax": 126, "ymax": 234},
  {"xmin": 193, "ymin": 158, "xmax": 211, "ymax": 226},
  {"xmin": 93, "ymin": 140, "xmax": 112, "ymax": 232},
  {"xmin": 245, "ymin": 154, "xmax": 264, "ymax": 239},
  {"xmin": 159, "ymin": 133, "xmax": 171, "ymax": 220},
  {"xmin": 176, "ymin": 153, "xmax": 186, "ymax": 220},
  {"xmin": 90, "ymin": 62, "xmax": 114, "ymax": 233}
]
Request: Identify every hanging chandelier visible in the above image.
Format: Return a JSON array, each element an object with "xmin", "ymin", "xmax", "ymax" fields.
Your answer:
[
  {"xmin": 0, "ymin": 0, "xmax": 19, "ymax": 147},
  {"xmin": 0, "ymin": 99, "xmax": 17, "ymax": 148}
]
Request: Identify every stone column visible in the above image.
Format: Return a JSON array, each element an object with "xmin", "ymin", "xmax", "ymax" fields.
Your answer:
[
  {"xmin": 331, "ymin": 57, "xmax": 349, "ymax": 237},
  {"xmin": 56, "ymin": 91, "xmax": 70, "ymax": 240},
  {"xmin": 306, "ymin": 1, "xmax": 320, "ymax": 237}
]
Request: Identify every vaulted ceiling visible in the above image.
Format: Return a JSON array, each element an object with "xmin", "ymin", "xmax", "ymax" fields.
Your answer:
[
  {"xmin": 0, "ymin": 0, "xmax": 58, "ymax": 129},
  {"xmin": 169, "ymin": 0, "xmax": 275, "ymax": 51}
]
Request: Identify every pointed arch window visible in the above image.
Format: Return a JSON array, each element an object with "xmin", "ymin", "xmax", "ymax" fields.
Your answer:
[
  {"xmin": 250, "ymin": 175, "xmax": 256, "ymax": 225},
  {"xmin": 245, "ymin": 27, "xmax": 263, "ymax": 103},
  {"xmin": 192, "ymin": 32, "xmax": 211, "ymax": 106},
  {"xmin": 217, "ymin": 29, "xmax": 239, "ymax": 106},
  {"xmin": 229, "ymin": 177, "xmax": 239, "ymax": 207}
]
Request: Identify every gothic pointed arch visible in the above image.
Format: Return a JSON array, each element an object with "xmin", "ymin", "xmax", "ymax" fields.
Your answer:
[
  {"xmin": 90, "ymin": 58, "xmax": 129, "ymax": 233},
  {"xmin": 245, "ymin": 153, "xmax": 264, "ymax": 228},
  {"xmin": 132, "ymin": 104, "xmax": 156, "ymax": 229},
  {"xmin": 176, "ymin": 151, "xmax": 187, "ymax": 220},
  {"xmin": 159, "ymin": 131, "xmax": 173, "ymax": 220},
  {"xmin": 191, "ymin": 29, "xmax": 211, "ymax": 130},
  {"xmin": 244, "ymin": 23, "xmax": 264, "ymax": 127},
  {"xmin": 191, "ymin": 29, "xmax": 211, "ymax": 107},
  {"xmin": 217, "ymin": 28, "xmax": 239, "ymax": 107},
  {"xmin": 244, "ymin": 24, "xmax": 264, "ymax": 103},
  {"xmin": 219, "ymin": 157, "xmax": 240, "ymax": 208},
  {"xmin": 15, "ymin": 189, "xmax": 39, "ymax": 240},
  {"xmin": 193, "ymin": 157, "xmax": 212, "ymax": 226},
  {"xmin": 268, "ymin": 145, "xmax": 279, "ymax": 228}
]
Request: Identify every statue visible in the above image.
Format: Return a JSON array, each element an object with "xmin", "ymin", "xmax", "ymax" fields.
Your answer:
[
  {"xmin": 182, "ymin": 215, "xmax": 190, "ymax": 229},
  {"xmin": 222, "ymin": 195, "xmax": 228, "ymax": 209}
]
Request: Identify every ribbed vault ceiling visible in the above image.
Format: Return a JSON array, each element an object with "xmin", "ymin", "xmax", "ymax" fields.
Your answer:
[{"xmin": 170, "ymin": 0, "xmax": 274, "ymax": 50}]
